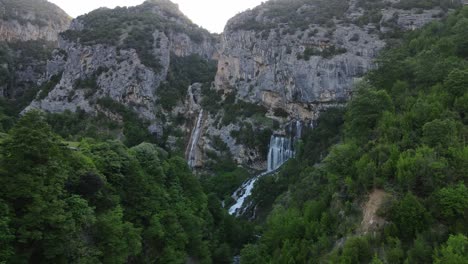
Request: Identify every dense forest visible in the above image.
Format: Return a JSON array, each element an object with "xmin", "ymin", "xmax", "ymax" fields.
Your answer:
[
  {"xmin": 0, "ymin": 111, "xmax": 254, "ymax": 263},
  {"xmin": 0, "ymin": 1, "xmax": 467, "ymax": 264}
]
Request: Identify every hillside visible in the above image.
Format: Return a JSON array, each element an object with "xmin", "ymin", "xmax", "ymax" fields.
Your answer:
[{"xmin": 239, "ymin": 6, "xmax": 468, "ymax": 263}]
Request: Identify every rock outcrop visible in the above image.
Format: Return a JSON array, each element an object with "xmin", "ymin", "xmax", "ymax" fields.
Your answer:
[
  {"xmin": 0, "ymin": 0, "xmax": 70, "ymax": 42},
  {"xmin": 26, "ymin": 0, "xmax": 217, "ymax": 137},
  {"xmin": 215, "ymin": 0, "xmax": 456, "ymax": 118}
]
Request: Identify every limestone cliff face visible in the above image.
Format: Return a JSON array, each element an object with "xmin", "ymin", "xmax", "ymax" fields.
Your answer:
[
  {"xmin": 0, "ymin": 0, "xmax": 71, "ymax": 42},
  {"xmin": 215, "ymin": 0, "xmax": 453, "ymax": 119},
  {"xmin": 26, "ymin": 1, "xmax": 217, "ymax": 136}
]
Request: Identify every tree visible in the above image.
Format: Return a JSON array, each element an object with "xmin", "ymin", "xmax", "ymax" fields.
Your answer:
[
  {"xmin": 396, "ymin": 147, "xmax": 447, "ymax": 195},
  {"xmin": 340, "ymin": 237, "xmax": 372, "ymax": 264},
  {"xmin": 391, "ymin": 193, "xmax": 429, "ymax": 241},
  {"xmin": 422, "ymin": 119, "xmax": 458, "ymax": 149},
  {"xmin": 434, "ymin": 234, "xmax": 468, "ymax": 264},
  {"xmin": 433, "ymin": 183, "xmax": 468, "ymax": 223},
  {"xmin": 444, "ymin": 68, "xmax": 468, "ymax": 98},
  {"xmin": 94, "ymin": 207, "xmax": 142, "ymax": 264},
  {"xmin": 345, "ymin": 84, "xmax": 394, "ymax": 141},
  {"xmin": 0, "ymin": 199, "xmax": 13, "ymax": 263}
]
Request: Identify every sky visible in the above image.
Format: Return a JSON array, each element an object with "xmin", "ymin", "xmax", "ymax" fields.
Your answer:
[{"xmin": 48, "ymin": 0, "xmax": 265, "ymax": 33}]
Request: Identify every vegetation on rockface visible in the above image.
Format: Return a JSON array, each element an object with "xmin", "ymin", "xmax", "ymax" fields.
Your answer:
[
  {"xmin": 0, "ymin": 0, "xmax": 70, "ymax": 26},
  {"xmin": 240, "ymin": 7, "xmax": 468, "ymax": 263},
  {"xmin": 158, "ymin": 54, "xmax": 217, "ymax": 110},
  {"xmin": 0, "ymin": 111, "xmax": 253, "ymax": 263},
  {"xmin": 0, "ymin": 40, "xmax": 56, "ymax": 97},
  {"xmin": 42, "ymin": 98, "xmax": 157, "ymax": 148},
  {"xmin": 228, "ymin": 0, "xmax": 349, "ymax": 32},
  {"xmin": 0, "ymin": 40, "xmax": 57, "ymax": 126},
  {"xmin": 61, "ymin": 1, "xmax": 212, "ymax": 71},
  {"xmin": 297, "ymin": 45, "xmax": 348, "ymax": 60}
]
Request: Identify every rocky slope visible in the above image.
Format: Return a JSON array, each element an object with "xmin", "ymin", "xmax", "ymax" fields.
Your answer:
[{"xmin": 0, "ymin": 0, "xmax": 70, "ymax": 42}]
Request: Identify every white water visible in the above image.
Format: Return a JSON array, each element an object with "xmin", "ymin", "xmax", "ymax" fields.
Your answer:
[
  {"xmin": 267, "ymin": 136, "xmax": 295, "ymax": 171},
  {"xmin": 229, "ymin": 132, "xmax": 298, "ymax": 216},
  {"xmin": 187, "ymin": 110, "xmax": 204, "ymax": 168}
]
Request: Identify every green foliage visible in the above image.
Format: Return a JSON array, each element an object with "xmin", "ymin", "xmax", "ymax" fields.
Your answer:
[
  {"xmin": 97, "ymin": 97, "xmax": 156, "ymax": 146},
  {"xmin": 38, "ymin": 72, "xmax": 62, "ymax": 100},
  {"xmin": 434, "ymin": 234, "xmax": 468, "ymax": 264},
  {"xmin": 0, "ymin": 111, "xmax": 250, "ymax": 262},
  {"xmin": 228, "ymin": 0, "xmax": 349, "ymax": 31},
  {"xmin": 61, "ymin": 2, "xmax": 211, "ymax": 71},
  {"xmin": 241, "ymin": 6, "xmax": 468, "ymax": 263},
  {"xmin": 432, "ymin": 183, "xmax": 468, "ymax": 227},
  {"xmin": 390, "ymin": 193, "xmax": 430, "ymax": 241},
  {"xmin": 0, "ymin": 199, "xmax": 13, "ymax": 262},
  {"xmin": 339, "ymin": 236, "xmax": 372, "ymax": 264},
  {"xmin": 94, "ymin": 206, "xmax": 141, "ymax": 264},
  {"xmin": 231, "ymin": 122, "xmax": 272, "ymax": 157},
  {"xmin": 298, "ymin": 45, "xmax": 347, "ymax": 60},
  {"xmin": 221, "ymin": 97, "xmax": 269, "ymax": 126},
  {"xmin": 345, "ymin": 84, "xmax": 394, "ymax": 141},
  {"xmin": 158, "ymin": 54, "xmax": 217, "ymax": 110},
  {"xmin": 394, "ymin": 0, "xmax": 461, "ymax": 10}
]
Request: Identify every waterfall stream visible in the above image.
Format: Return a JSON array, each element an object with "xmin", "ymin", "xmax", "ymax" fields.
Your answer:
[
  {"xmin": 187, "ymin": 110, "xmax": 204, "ymax": 168},
  {"xmin": 229, "ymin": 121, "xmax": 302, "ymax": 216}
]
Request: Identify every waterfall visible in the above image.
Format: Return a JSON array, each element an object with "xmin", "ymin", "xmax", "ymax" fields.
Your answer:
[
  {"xmin": 229, "ymin": 121, "xmax": 303, "ymax": 216},
  {"xmin": 267, "ymin": 136, "xmax": 295, "ymax": 171},
  {"xmin": 187, "ymin": 110, "xmax": 204, "ymax": 168}
]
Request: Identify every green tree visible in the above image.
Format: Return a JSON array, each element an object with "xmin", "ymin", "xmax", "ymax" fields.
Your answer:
[
  {"xmin": 434, "ymin": 234, "xmax": 468, "ymax": 264},
  {"xmin": 340, "ymin": 236, "xmax": 372, "ymax": 264},
  {"xmin": 433, "ymin": 183, "xmax": 468, "ymax": 226},
  {"xmin": 0, "ymin": 199, "xmax": 13, "ymax": 263},
  {"xmin": 391, "ymin": 193, "xmax": 429, "ymax": 241},
  {"xmin": 94, "ymin": 207, "xmax": 142, "ymax": 264},
  {"xmin": 345, "ymin": 84, "xmax": 394, "ymax": 141}
]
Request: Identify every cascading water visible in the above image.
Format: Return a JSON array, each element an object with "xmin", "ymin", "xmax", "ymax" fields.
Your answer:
[
  {"xmin": 228, "ymin": 121, "xmax": 303, "ymax": 216},
  {"xmin": 187, "ymin": 110, "xmax": 204, "ymax": 168},
  {"xmin": 267, "ymin": 136, "xmax": 294, "ymax": 171}
]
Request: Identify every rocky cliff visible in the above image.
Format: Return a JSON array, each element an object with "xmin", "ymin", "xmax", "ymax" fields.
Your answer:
[
  {"xmin": 24, "ymin": 0, "xmax": 462, "ymax": 170},
  {"xmin": 26, "ymin": 0, "xmax": 217, "ymax": 139},
  {"xmin": 0, "ymin": 0, "xmax": 70, "ymax": 42},
  {"xmin": 215, "ymin": 0, "xmax": 458, "ymax": 118},
  {"xmin": 196, "ymin": 0, "xmax": 460, "ymax": 168}
]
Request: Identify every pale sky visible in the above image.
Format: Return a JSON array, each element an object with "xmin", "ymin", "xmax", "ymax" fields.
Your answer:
[{"xmin": 48, "ymin": 0, "xmax": 265, "ymax": 33}]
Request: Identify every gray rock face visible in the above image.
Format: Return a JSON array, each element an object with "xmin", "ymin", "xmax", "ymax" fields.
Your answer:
[
  {"xmin": 215, "ymin": 0, "xmax": 451, "ymax": 120},
  {"xmin": 0, "ymin": 0, "xmax": 70, "ymax": 42},
  {"xmin": 0, "ymin": 19, "xmax": 69, "ymax": 42},
  {"xmin": 26, "ymin": 26, "xmax": 216, "ymax": 131}
]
